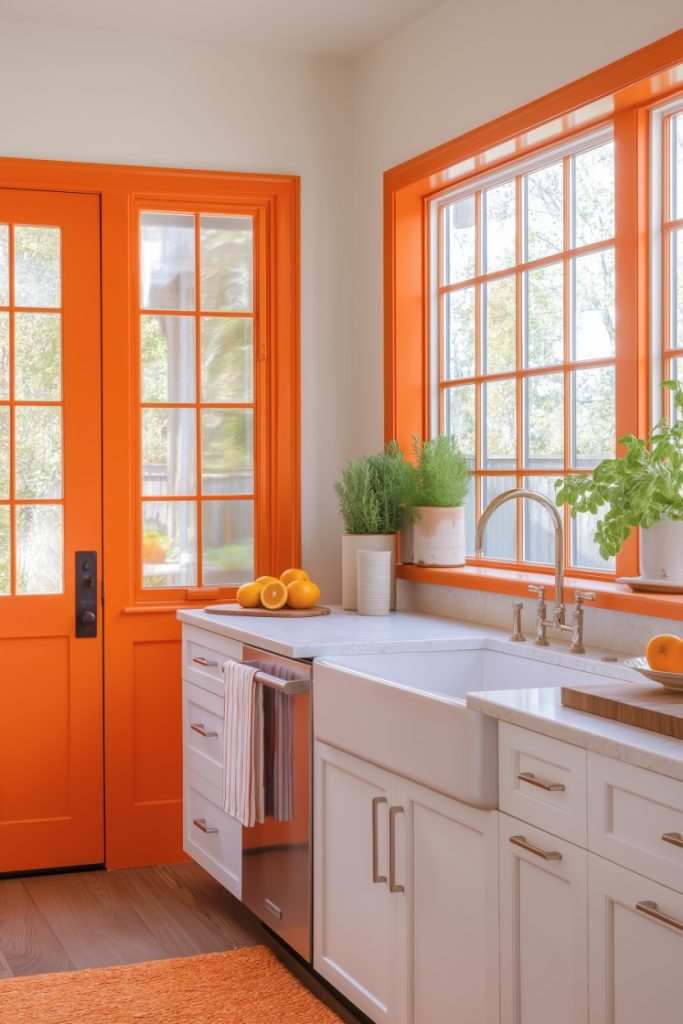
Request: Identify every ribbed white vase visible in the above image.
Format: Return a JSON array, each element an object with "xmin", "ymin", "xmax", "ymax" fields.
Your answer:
[{"xmin": 342, "ymin": 534, "xmax": 396, "ymax": 610}]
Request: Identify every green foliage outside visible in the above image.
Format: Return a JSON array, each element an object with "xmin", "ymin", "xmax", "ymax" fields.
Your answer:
[
  {"xmin": 410, "ymin": 435, "xmax": 470, "ymax": 507},
  {"xmin": 335, "ymin": 441, "xmax": 414, "ymax": 535},
  {"xmin": 556, "ymin": 381, "xmax": 683, "ymax": 559}
]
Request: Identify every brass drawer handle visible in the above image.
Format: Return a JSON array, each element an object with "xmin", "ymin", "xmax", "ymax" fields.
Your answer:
[
  {"xmin": 662, "ymin": 832, "xmax": 683, "ymax": 850},
  {"xmin": 371, "ymin": 796, "xmax": 387, "ymax": 885},
  {"xmin": 193, "ymin": 817, "xmax": 218, "ymax": 834},
  {"xmin": 509, "ymin": 835, "xmax": 562, "ymax": 861},
  {"xmin": 517, "ymin": 771, "xmax": 565, "ymax": 793},
  {"xmin": 193, "ymin": 656, "xmax": 219, "ymax": 667},
  {"xmin": 190, "ymin": 722, "xmax": 218, "ymax": 738},
  {"xmin": 636, "ymin": 900, "xmax": 683, "ymax": 933},
  {"xmin": 389, "ymin": 806, "xmax": 405, "ymax": 894}
]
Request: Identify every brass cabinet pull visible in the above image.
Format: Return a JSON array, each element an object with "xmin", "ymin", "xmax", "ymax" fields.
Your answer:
[
  {"xmin": 509, "ymin": 834, "xmax": 562, "ymax": 861},
  {"xmin": 661, "ymin": 832, "xmax": 683, "ymax": 850},
  {"xmin": 190, "ymin": 722, "xmax": 218, "ymax": 738},
  {"xmin": 517, "ymin": 771, "xmax": 565, "ymax": 792},
  {"xmin": 371, "ymin": 796, "xmax": 387, "ymax": 884},
  {"xmin": 193, "ymin": 656, "xmax": 219, "ymax": 667},
  {"xmin": 636, "ymin": 900, "xmax": 683, "ymax": 933},
  {"xmin": 193, "ymin": 817, "xmax": 218, "ymax": 834},
  {"xmin": 389, "ymin": 806, "xmax": 405, "ymax": 893}
]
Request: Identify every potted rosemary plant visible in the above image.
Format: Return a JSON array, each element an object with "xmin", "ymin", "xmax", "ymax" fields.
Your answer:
[
  {"xmin": 555, "ymin": 380, "xmax": 683, "ymax": 581},
  {"xmin": 334, "ymin": 441, "xmax": 413, "ymax": 609},
  {"xmin": 402, "ymin": 435, "xmax": 470, "ymax": 567}
]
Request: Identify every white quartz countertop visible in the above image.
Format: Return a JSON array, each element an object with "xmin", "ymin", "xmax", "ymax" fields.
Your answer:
[
  {"xmin": 177, "ymin": 606, "xmax": 497, "ymax": 658},
  {"xmin": 466, "ymin": 687, "xmax": 683, "ymax": 780}
]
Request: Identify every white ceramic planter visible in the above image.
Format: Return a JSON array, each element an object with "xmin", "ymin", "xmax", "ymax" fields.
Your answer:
[
  {"xmin": 406, "ymin": 505, "xmax": 466, "ymax": 567},
  {"xmin": 342, "ymin": 534, "xmax": 396, "ymax": 610},
  {"xmin": 639, "ymin": 516, "xmax": 683, "ymax": 579}
]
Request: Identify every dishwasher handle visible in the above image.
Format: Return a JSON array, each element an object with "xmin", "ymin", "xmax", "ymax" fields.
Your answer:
[{"xmin": 240, "ymin": 659, "xmax": 310, "ymax": 696}]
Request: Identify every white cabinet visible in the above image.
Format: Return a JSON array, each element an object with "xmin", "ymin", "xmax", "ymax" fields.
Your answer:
[
  {"xmin": 588, "ymin": 853, "xmax": 683, "ymax": 1024},
  {"xmin": 499, "ymin": 813, "xmax": 588, "ymax": 1024},
  {"xmin": 314, "ymin": 741, "xmax": 499, "ymax": 1024}
]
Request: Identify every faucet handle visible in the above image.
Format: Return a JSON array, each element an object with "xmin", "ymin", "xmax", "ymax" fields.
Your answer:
[
  {"xmin": 528, "ymin": 584, "xmax": 546, "ymax": 599},
  {"xmin": 574, "ymin": 590, "xmax": 596, "ymax": 605}
]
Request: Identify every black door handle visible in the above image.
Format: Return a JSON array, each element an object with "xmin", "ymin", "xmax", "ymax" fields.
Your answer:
[{"xmin": 76, "ymin": 551, "xmax": 98, "ymax": 638}]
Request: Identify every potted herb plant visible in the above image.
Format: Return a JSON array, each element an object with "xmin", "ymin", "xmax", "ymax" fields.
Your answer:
[
  {"xmin": 555, "ymin": 380, "xmax": 683, "ymax": 581},
  {"xmin": 334, "ymin": 441, "xmax": 413, "ymax": 609},
  {"xmin": 402, "ymin": 435, "xmax": 470, "ymax": 567}
]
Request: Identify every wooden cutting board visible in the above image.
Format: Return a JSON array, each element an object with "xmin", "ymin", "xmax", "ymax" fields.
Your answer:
[
  {"xmin": 204, "ymin": 603, "xmax": 331, "ymax": 618},
  {"xmin": 561, "ymin": 681, "xmax": 683, "ymax": 740}
]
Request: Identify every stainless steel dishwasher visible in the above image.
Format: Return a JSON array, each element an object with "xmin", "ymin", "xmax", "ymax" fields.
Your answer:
[{"xmin": 239, "ymin": 645, "xmax": 312, "ymax": 961}]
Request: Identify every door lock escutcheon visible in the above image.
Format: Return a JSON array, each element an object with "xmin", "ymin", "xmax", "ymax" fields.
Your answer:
[{"xmin": 75, "ymin": 551, "xmax": 98, "ymax": 639}]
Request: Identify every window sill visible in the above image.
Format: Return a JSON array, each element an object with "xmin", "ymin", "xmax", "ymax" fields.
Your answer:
[{"xmin": 397, "ymin": 562, "xmax": 683, "ymax": 620}]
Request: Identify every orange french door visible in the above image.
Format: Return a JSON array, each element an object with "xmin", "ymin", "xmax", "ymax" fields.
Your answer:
[{"xmin": 0, "ymin": 188, "xmax": 103, "ymax": 872}]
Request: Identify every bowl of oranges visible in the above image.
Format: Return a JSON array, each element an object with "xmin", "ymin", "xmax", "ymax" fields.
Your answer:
[
  {"xmin": 625, "ymin": 634, "xmax": 683, "ymax": 690},
  {"xmin": 236, "ymin": 569, "xmax": 323, "ymax": 613}
]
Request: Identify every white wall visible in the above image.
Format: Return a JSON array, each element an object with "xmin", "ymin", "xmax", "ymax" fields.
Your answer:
[{"xmin": 0, "ymin": 20, "xmax": 354, "ymax": 599}]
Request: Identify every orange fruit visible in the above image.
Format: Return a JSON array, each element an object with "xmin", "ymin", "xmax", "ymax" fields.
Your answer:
[
  {"xmin": 255, "ymin": 575, "xmax": 279, "ymax": 585},
  {"xmin": 260, "ymin": 579, "xmax": 288, "ymax": 610},
  {"xmin": 280, "ymin": 567, "xmax": 310, "ymax": 587},
  {"xmin": 286, "ymin": 579, "xmax": 321, "ymax": 609},
  {"xmin": 645, "ymin": 634, "xmax": 683, "ymax": 672},
  {"xmin": 236, "ymin": 581, "xmax": 263, "ymax": 608}
]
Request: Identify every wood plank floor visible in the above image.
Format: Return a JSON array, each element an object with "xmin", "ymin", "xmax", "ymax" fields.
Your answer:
[{"xmin": 0, "ymin": 862, "xmax": 261, "ymax": 977}]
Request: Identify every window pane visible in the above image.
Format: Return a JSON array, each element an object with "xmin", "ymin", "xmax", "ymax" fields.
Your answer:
[
  {"xmin": 673, "ymin": 228, "xmax": 683, "ymax": 349},
  {"xmin": 525, "ymin": 262, "xmax": 563, "ymax": 367},
  {"xmin": 525, "ymin": 161, "xmax": 563, "ymax": 261},
  {"xmin": 572, "ymin": 141, "xmax": 614, "ymax": 247},
  {"xmin": 140, "ymin": 315, "xmax": 195, "ymax": 403},
  {"xmin": 15, "ymin": 406, "xmax": 62, "ymax": 499},
  {"xmin": 201, "ymin": 318, "xmax": 254, "ymax": 403},
  {"xmin": 16, "ymin": 504, "xmax": 63, "ymax": 594},
  {"xmin": 463, "ymin": 482, "xmax": 476, "ymax": 556},
  {"xmin": 142, "ymin": 408, "xmax": 196, "ymax": 496},
  {"xmin": 202, "ymin": 499, "xmax": 254, "ymax": 586},
  {"xmin": 525, "ymin": 373, "xmax": 563, "ymax": 468},
  {"xmin": 444, "ymin": 288, "xmax": 475, "ymax": 379},
  {"xmin": 0, "ymin": 225, "xmax": 8, "ymax": 306},
  {"xmin": 0, "ymin": 406, "xmax": 8, "ymax": 498},
  {"xmin": 444, "ymin": 385, "xmax": 475, "ymax": 467},
  {"xmin": 572, "ymin": 248, "xmax": 615, "ymax": 360},
  {"xmin": 523, "ymin": 476, "xmax": 559, "ymax": 565},
  {"xmin": 484, "ymin": 275, "xmax": 516, "ymax": 374},
  {"xmin": 571, "ymin": 508, "xmax": 614, "ymax": 572},
  {"xmin": 673, "ymin": 113, "xmax": 683, "ymax": 221},
  {"xmin": 200, "ymin": 215, "xmax": 253, "ymax": 313},
  {"xmin": 201, "ymin": 409, "xmax": 254, "ymax": 495},
  {"xmin": 0, "ymin": 505, "xmax": 9, "ymax": 594},
  {"xmin": 0, "ymin": 312, "xmax": 8, "ymax": 399},
  {"xmin": 572, "ymin": 366, "xmax": 615, "ymax": 469},
  {"xmin": 14, "ymin": 313, "xmax": 61, "ymax": 401},
  {"xmin": 142, "ymin": 500, "xmax": 197, "ymax": 588},
  {"xmin": 444, "ymin": 196, "xmax": 475, "ymax": 284},
  {"xmin": 484, "ymin": 379, "xmax": 516, "ymax": 469},
  {"xmin": 14, "ymin": 226, "xmax": 61, "ymax": 308},
  {"xmin": 481, "ymin": 475, "xmax": 517, "ymax": 559},
  {"xmin": 140, "ymin": 213, "xmax": 195, "ymax": 311},
  {"xmin": 484, "ymin": 180, "xmax": 515, "ymax": 273}
]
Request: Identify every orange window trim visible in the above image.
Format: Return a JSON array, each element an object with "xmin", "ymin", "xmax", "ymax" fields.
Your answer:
[{"xmin": 385, "ymin": 29, "xmax": 683, "ymax": 620}]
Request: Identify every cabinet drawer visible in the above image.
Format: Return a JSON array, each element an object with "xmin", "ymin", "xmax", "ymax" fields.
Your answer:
[
  {"xmin": 183, "ymin": 767, "xmax": 241, "ymax": 898},
  {"xmin": 182, "ymin": 625, "xmax": 242, "ymax": 694},
  {"xmin": 588, "ymin": 753, "xmax": 683, "ymax": 893},
  {"xmin": 182, "ymin": 680, "xmax": 224, "ymax": 790},
  {"xmin": 499, "ymin": 722, "xmax": 587, "ymax": 845}
]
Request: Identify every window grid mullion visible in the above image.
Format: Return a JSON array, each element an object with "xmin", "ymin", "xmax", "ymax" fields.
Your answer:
[
  {"xmin": 194, "ymin": 212, "xmax": 203, "ymax": 588},
  {"xmin": 515, "ymin": 173, "xmax": 524, "ymax": 562}
]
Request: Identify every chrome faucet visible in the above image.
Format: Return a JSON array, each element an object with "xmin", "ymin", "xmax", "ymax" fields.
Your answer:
[{"xmin": 474, "ymin": 487, "xmax": 595, "ymax": 654}]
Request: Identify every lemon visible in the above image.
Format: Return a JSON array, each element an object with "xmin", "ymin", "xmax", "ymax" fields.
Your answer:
[
  {"xmin": 286, "ymin": 579, "xmax": 321, "ymax": 609},
  {"xmin": 280, "ymin": 568, "xmax": 310, "ymax": 587},
  {"xmin": 260, "ymin": 579, "xmax": 288, "ymax": 610},
  {"xmin": 236, "ymin": 581, "xmax": 264, "ymax": 608}
]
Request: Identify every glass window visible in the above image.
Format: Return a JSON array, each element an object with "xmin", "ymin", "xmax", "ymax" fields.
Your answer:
[{"xmin": 433, "ymin": 132, "xmax": 616, "ymax": 572}]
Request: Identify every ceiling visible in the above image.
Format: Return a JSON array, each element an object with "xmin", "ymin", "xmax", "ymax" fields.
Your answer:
[{"xmin": 0, "ymin": 0, "xmax": 447, "ymax": 57}]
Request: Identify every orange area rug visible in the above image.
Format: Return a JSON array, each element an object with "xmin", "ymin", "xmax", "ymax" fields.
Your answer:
[{"xmin": 0, "ymin": 946, "xmax": 342, "ymax": 1023}]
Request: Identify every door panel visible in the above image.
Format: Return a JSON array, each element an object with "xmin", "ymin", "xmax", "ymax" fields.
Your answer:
[{"xmin": 0, "ymin": 188, "xmax": 103, "ymax": 871}]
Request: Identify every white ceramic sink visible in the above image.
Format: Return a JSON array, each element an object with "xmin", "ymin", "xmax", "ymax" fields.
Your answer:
[{"xmin": 313, "ymin": 644, "xmax": 611, "ymax": 809}]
